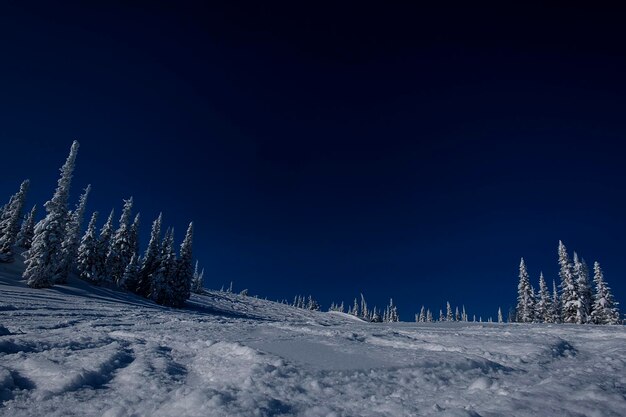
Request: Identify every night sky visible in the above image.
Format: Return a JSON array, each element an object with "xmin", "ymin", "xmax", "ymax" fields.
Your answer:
[{"xmin": 2, "ymin": 3, "xmax": 626, "ymax": 320}]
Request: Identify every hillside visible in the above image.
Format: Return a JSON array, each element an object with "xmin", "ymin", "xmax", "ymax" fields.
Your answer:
[{"xmin": 1, "ymin": 263, "xmax": 626, "ymax": 417}]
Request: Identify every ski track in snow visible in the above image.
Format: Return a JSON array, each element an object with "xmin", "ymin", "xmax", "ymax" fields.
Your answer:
[{"xmin": 2, "ymin": 262, "xmax": 626, "ymax": 416}]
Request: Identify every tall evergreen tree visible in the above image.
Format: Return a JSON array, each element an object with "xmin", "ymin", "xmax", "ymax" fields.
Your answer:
[
  {"xmin": 558, "ymin": 241, "xmax": 580, "ymax": 323},
  {"xmin": 590, "ymin": 261, "xmax": 621, "ymax": 325},
  {"xmin": 149, "ymin": 227, "xmax": 177, "ymax": 305},
  {"xmin": 128, "ymin": 213, "xmax": 141, "ymax": 259},
  {"xmin": 536, "ymin": 272, "xmax": 552, "ymax": 323},
  {"xmin": 551, "ymin": 279, "xmax": 561, "ymax": 323},
  {"xmin": 16, "ymin": 205, "xmax": 37, "ymax": 249},
  {"xmin": 136, "ymin": 213, "xmax": 162, "ymax": 296},
  {"xmin": 56, "ymin": 184, "xmax": 91, "ymax": 283},
  {"xmin": 516, "ymin": 258, "xmax": 534, "ymax": 323},
  {"xmin": 77, "ymin": 212, "xmax": 99, "ymax": 282},
  {"xmin": 572, "ymin": 253, "xmax": 592, "ymax": 323},
  {"xmin": 171, "ymin": 222, "xmax": 193, "ymax": 307},
  {"xmin": 24, "ymin": 141, "xmax": 79, "ymax": 288},
  {"xmin": 0, "ymin": 179, "xmax": 30, "ymax": 260},
  {"xmin": 106, "ymin": 197, "xmax": 134, "ymax": 286},
  {"xmin": 446, "ymin": 301, "xmax": 454, "ymax": 321},
  {"xmin": 95, "ymin": 209, "xmax": 115, "ymax": 284}
]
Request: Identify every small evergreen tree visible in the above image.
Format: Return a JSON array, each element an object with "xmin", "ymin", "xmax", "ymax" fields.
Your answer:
[
  {"xmin": 24, "ymin": 141, "xmax": 79, "ymax": 288},
  {"xmin": 446, "ymin": 301, "xmax": 454, "ymax": 321},
  {"xmin": 516, "ymin": 258, "xmax": 534, "ymax": 323},
  {"xmin": 136, "ymin": 213, "xmax": 162, "ymax": 296},
  {"xmin": 95, "ymin": 209, "xmax": 115, "ymax": 284},
  {"xmin": 590, "ymin": 261, "xmax": 621, "ymax": 325},
  {"xmin": 559, "ymin": 241, "xmax": 581, "ymax": 323},
  {"xmin": 171, "ymin": 222, "xmax": 194, "ymax": 307},
  {"xmin": 76, "ymin": 212, "xmax": 99, "ymax": 282},
  {"xmin": 360, "ymin": 293, "xmax": 369, "ymax": 320},
  {"xmin": 497, "ymin": 307, "xmax": 503, "ymax": 323},
  {"xmin": 16, "ymin": 205, "xmax": 37, "ymax": 249},
  {"xmin": 536, "ymin": 272, "xmax": 552, "ymax": 323},
  {"xmin": 0, "ymin": 179, "xmax": 30, "ymax": 260},
  {"xmin": 426, "ymin": 309, "xmax": 433, "ymax": 322},
  {"xmin": 419, "ymin": 306, "xmax": 426, "ymax": 323},
  {"xmin": 572, "ymin": 253, "xmax": 592, "ymax": 323},
  {"xmin": 149, "ymin": 228, "xmax": 177, "ymax": 305},
  {"xmin": 119, "ymin": 253, "xmax": 139, "ymax": 290},
  {"xmin": 351, "ymin": 298, "xmax": 359, "ymax": 317},
  {"xmin": 56, "ymin": 184, "xmax": 91, "ymax": 283},
  {"xmin": 106, "ymin": 198, "xmax": 134, "ymax": 286}
]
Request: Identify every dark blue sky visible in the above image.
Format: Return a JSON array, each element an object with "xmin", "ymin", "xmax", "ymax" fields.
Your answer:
[{"xmin": 1, "ymin": 3, "xmax": 625, "ymax": 320}]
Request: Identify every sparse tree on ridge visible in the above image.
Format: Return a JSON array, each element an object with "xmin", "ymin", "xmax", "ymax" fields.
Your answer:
[
  {"xmin": 590, "ymin": 261, "xmax": 621, "ymax": 325},
  {"xmin": 56, "ymin": 184, "xmax": 91, "ymax": 283},
  {"xmin": 77, "ymin": 212, "xmax": 99, "ymax": 282},
  {"xmin": 516, "ymin": 258, "xmax": 534, "ymax": 323},
  {"xmin": 559, "ymin": 241, "xmax": 581, "ymax": 323},
  {"xmin": 16, "ymin": 205, "xmax": 37, "ymax": 249},
  {"xmin": 536, "ymin": 272, "xmax": 552, "ymax": 323},
  {"xmin": 0, "ymin": 179, "xmax": 30, "ymax": 261},
  {"xmin": 24, "ymin": 141, "xmax": 79, "ymax": 288}
]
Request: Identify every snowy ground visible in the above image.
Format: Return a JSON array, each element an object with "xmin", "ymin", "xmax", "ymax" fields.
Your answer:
[{"xmin": 2, "ymin": 262, "xmax": 626, "ymax": 416}]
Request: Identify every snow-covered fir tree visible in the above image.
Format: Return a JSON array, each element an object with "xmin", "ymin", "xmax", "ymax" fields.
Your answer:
[
  {"xmin": 95, "ymin": 209, "xmax": 115, "ymax": 284},
  {"xmin": 387, "ymin": 298, "xmax": 399, "ymax": 322},
  {"xmin": 497, "ymin": 307, "xmax": 503, "ymax": 323},
  {"xmin": 455, "ymin": 306, "xmax": 460, "ymax": 321},
  {"xmin": 191, "ymin": 261, "xmax": 205, "ymax": 294},
  {"xmin": 170, "ymin": 222, "xmax": 193, "ymax": 307},
  {"xmin": 551, "ymin": 279, "xmax": 561, "ymax": 323},
  {"xmin": 360, "ymin": 293, "xmax": 369, "ymax": 320},
  {"xmin": 149, "ymin": 227, "xmax": 177, "ymax": 306},
  {"xmin": 558, "ymin": 241, "xmax": 581, "ymax": 323},
  {"xmin": 106, "ymin": 197, "xmax": 135, "ymax": 286},
  {"xmin": 76, "ymin": 212, "xmax": 99, "ymax": 282},
  {"xmin": 118, "ymin": 252, "xmax": 139, "ymax": 290},
  {"xmin": 439, "ymin": 309, "xmax": 445, "ymax": 322},
  {"xmin": 56, "ymin": 184, "xmax": 91, "ymax": 283},
  {"xmin": 446, "ymin": 301, "xmax": 453, "ymax": 321},
  {"xmin": 462, "ymin": 305, "xmax": 468, "ymax": 322},
  {"xmin": 572, "ymin": 253, "xmax": 592, "ymax": 323},
  {"xmin": 24, "ymin": 141, "xmax": 79, "ymax": 288},
  {"xmin": 136, "ymin": 213, "xmax": 162, "ymax": 297},
  {"xmin": 0, "ymin": 179, "xmax": 30, "ymax": 260},
  {"xmin": 516, "ymin": 257, "xmax": 534, "ymax": 323},
  {"xmin": 419, "ymin": 306, "xmax": 426, "ymax": 323},
  {"xmin": 370, "ymin": 306, "xmax": 381, "ymax": 322},
  {"xmin": 426, "ymin": 309, "xmax": 433, "ymax": 322},
  {"xmin": 590, "ymin": 261, "xmax": 620, "ymax": 325},
  {"xmin": 307, "ymin": 295, "xmax": 320, "ymax": 311},
  {"xmin": 351, "ymin": 298, "xmax": 359, "ymax": 317},
  {"xmin": 15, "ymin": 205, "xmax": 36, "ymax": 249},
  {"xmin": 129, "ymin": 213, "xmax": 140, "ymax": 259},
  {"xmin": 535, "ymin": 272, "xmax": 552, "ymax": 323}
]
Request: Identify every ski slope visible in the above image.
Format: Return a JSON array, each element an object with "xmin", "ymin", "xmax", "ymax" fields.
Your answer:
[{"xmin": 2, "ymin": 261, "xmax": 626, "ymax": 417}]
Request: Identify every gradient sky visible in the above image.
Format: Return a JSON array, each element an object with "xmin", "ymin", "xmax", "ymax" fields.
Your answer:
[{"xmin": 1, "ymin": 3, "xmax": 625, "ymax": 320}]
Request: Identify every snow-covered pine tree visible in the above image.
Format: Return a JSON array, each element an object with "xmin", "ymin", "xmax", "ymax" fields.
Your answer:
[
  {"xmin": 24, "ymin": 141, "xmax": 79, "ymax": 288},
  {"xmin": 558, "ymin": 241, "xmax": 580, "ymax": 323},
  {"xmin": 191, "ymin": 261, "xmax": 205, "ymax": 294},
  {"xmin": 56, "ymin": 184, "xmax": 91, "ymax": 283},
  {"xmin": 462, "ymin": 305, "xmax": 468, "ymax": 322},
  {"xmin": 516, "ymin": 258, "xmax": 534, "ymax": 323},
  {"xmin": 498, "ymin": 307, "xmax": 503, "ymax": 323},
  {"xmin": 360, "ymin": 293, "xmax": 369, "ymax": 320},
  {"xmin": 0, "ymin": 179, "xmax": 30, "ymax": 261},
  {"xmin": 106, "ymin": 198, "xmax": 134, "ymax": 286},
  {"xmin": 16, "ymin": 205, "xmax": 36, "ymax": 249},
  {"xmin": 455, "ymin": 306, "xmax": 460, "ymax": 321},
  {"xmin": 551, "ymin": 279, "xmax": 561, "ymax": 323},
  {"xmin": 535, "ymin": 272, "xmax": 552, "ymax": 323},
  {"xmin": 446, "ymin": 301, "xmax": 453, "ymax": 321},
  {"xmin": 170, "ymin": 222, "xmax": 194, "ymax": 307},
  {"xmin": 338, "ymin": 301, "xmax": 344, "ymax": 313},
  {"xmin": 76, "ymin": 212, "xmax": 99, "ymax": 282},
  {"xmin": 419, "ymin": 306, "xmax": 426, "ymax": 323},
  {"xmin": 118, "ymin": 252, "xmax": 139, "ymax": 290},
  {"xmin": 426, "ymin": 309, "xmax": 433, "ymax": 322},
  {"xmin": 136, "ymin": 213, "xmax": 162, "ymax": 297},
  {"xmin": 371, "ymin": 306, "xmax": 381, "ymax": 322},
  {"xmin": 129, "ymin": 213, "xmax": 140, "ymax": 258},
  {"xmin": 590, "ymin": 261, "xmax": 621, "ymax": 325},
  {"xmin": 572, "ymin": 253, "xmax": 592, "ymax": 323},
  {"xmin": 439, "ymin": 309, "xmax": 445, "ymax": 322},
  {"xmin": 149, "ymin": 227, "xmax": 177, "ymax": 305},
  {"xmin": 94, "ymin": 209, "xmax": 115, "ymax": 284},
  {"xmin": 351, "ymin": 298, "xmax": 359, "ymax": 317},
  {"xmin": 387, "ymin": 298, "xmax": 399, "ymax": 322}
]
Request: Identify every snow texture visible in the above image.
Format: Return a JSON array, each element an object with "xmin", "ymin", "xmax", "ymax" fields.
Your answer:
[{"xmin": 2, "ymin": 262, "xmax": 626, "ymax": 416}]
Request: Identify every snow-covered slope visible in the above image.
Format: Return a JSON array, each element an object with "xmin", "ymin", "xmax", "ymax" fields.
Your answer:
[{"xmin": 2, "ymin": 263, "xmax": 626, "ymax": 417}]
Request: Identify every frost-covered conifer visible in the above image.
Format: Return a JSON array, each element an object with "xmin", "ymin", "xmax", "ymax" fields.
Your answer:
[
  {"xmin": 307, "ymin": 295, "xmax": 320, "ymax": 311},
  {"xmin": 16, "ymin": 205, "xmax": 37, "ymax": 249},
  {"xmin": 558, "ymin": 241, "xmax": 580, "ymax": 323},
  {"xmin": 360, "ymin": 293, "xmax": 369, "ymax": 320},
  {"xmin": 419, "ymin": 306, "xmax": 426, "ymax": 323},
  {"xmin": 572, "ymin": 253, "xmax": 592, "ymax": 323},
  {"xmin": 191, "ymin": 261, "xmax": 205, "ymax": 294},
  {"xmin": 129, "ymin": 213, "xmax": 140, "ymax": 258},
  {"xmin": 446, "ymin": 301, "xmax": 453, "ymax": 321},
  {"xmin": 386, "ymin": 298, "xmax": 399, "ymax": 322},
  {"xmin": 439, "ymin": 309, "xmax": 444, "ymax": 322},
  {"xmin": 0, "ymin": 179, "xmax": 30, "ymax": 260},
  {"xmin": 150, "ymin": 227, "xmax": 177, "ymax": 305},
  {"xmin": 170, "ymin": 222, "xmax": 194, "ymax": 307},
  {"xmin": 497, "ymin": 307, "xmax": 503, "ymax": 323},
  {"xmin": 462, "ymin": 305, "xmax": 467, "ymax": 322},
  {"xmin": 77, "ymin": 212, "xmax": 99, "ymax": 282},
  {"xmin": 535, "ymin": 272, "xmax": 552, "ymax": 323},
  {"xmin": 370, "ymin": 306, "xmax": 381, "ymax": 322},
  {"xmin": 136, "ymin": 213, "xmax": 162, "ymax": 296},
  {"xmin": 427, "ymin": 309, "xmax": 433, "ymax": 322},
  {"xmin": 516, "ymin": 258, "xmax": 534, "ymax": 323},
  {"xmin": 119, "ymin": 252, "xmax": 139, "ymax": 290},
  {"xmin": 24, "ymin": 141, "xmax": 79, "ymax": 287},
  {"xmin": 95, "ymin": 209, "xmax": 115, "ymax": 284},
  {"xmin": 106, "ymin": 198, "xmax": 134, "ymax": 286},
  {"xmin": 455, "ymin": 306, "xmax": 460, "ymax": 321},
  {"xmin": 590, "ymin": 262, "xmax": 620, "ymax": 325},
  {"xmin": 351, "ymin": 298, "xmax": 359, "ymax": 317},
  {"xmin": 56, "ymin": 184, "xmax": 91, "ymax": 283},
  {"xmin": 551, "ymin": 280, "xmax": 561, "ymax": 323}
]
